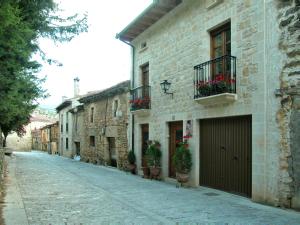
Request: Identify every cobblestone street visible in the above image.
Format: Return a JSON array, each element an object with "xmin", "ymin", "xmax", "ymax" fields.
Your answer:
[{"xmin": 2, "ymin": 151, "xmax": 300, "ymax": 225}]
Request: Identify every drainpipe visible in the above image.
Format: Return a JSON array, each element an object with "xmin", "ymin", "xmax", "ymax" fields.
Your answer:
[{"xmin": 119, "ymin": 40, "xmax": 135, "ymax": 152}]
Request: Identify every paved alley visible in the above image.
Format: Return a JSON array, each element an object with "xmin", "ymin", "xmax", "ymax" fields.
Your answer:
[{"xmin": 2, "ymin": 151, "xmax": 300, "ymax": 225}]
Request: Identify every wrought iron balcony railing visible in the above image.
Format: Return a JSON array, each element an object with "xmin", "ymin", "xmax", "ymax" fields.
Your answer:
[
  {"xmin": 130, "ymin": 85, "xmax": 151, "ymax": 111},
  {"xmin": 194, "ymin": 55, "xmax": 236, "ymax": 99}
]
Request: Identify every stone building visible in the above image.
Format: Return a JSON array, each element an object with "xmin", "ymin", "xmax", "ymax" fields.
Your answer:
[
  {"xmin": 78, "ymin": 81, "xmax": 130, "ymax": 169},
  {"xmin": 117, "ymin": 0, "xmax": 300, "ymax": 209},
  {"xmin": 41, "ymin": 126, "xmax": 49, "ymax": 152},
  {"xmin": 49, "ymin": 121, "xmax": 59, "ymax": 154},
  {"xmin": 39, "ymin": 122, "xmax": 59, "ymax": 154},
  {"xmin": 31, "ymin": 128, "xmax": 42, "ymax": 150},
  {"xmin": 56, "ymin": 78, "xmax": 81, "ymax": 158}
]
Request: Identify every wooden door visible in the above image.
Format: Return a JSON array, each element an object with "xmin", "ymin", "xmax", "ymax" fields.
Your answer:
[
  {"xmin": 141, "ymin": 64, "xmax": 149, "ymax": 98},
  {"xmin": 169, "ymin": 121, "xmax": 183, "ymax": 178},
  {"xmin": 141, "ymin": 63, "xmax": 149, "ymax": 86},
  {"xmin": 200, "ymin": 116, "xmax": 252, "ymax": 197},
  {"xmin": 141, "ymin": 124, "xmax": 149, "ymax": 167},
  {"xmin": 75, "ymin": 142, "xmax": 80, "ymax": 155},
  {"xmin": 108, "ymin": 137, "xmax": 117, "ymax": 167},
  {"xmin": 211, "ymin": 23, "xmax": 231, "ymax": 78}
]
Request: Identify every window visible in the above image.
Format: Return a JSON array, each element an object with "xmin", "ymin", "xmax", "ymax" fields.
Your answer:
[
  {"xmin": 90, "ymin": 107, "xmax": 94, "ymax": 123},
  {"xmin": 141, "ymin": 42, "xmax": 147, "ymax": 49},
  {"xmin": 90, "ymin": 136, "xmax": 95, "ymax": 147},
  {"xmin": 61, "ymin": 115, "xmax": 63, "ymax": 133},
  {"xmin": 75, "ymin": 115, "xmax": 78, "ymax": 132},
  {"xmin": 210, "ymin": 22, "xmax": 231, "ymax": 77},
  {"xmin": 113, "ymin": 100, "xmax": 118, "ymax": 117},
  {"xmin": 66, "ymin": 138, "xmax": 68, "ymax": 149},
  {"xmin": 141, "ymin": 63, "xmax": 149, "ymax": 86},
  {"xmin": 66, "ymin": 112, "xmax": 69, "ymax": 133},
  {"xmin": 141, "ymin": 63, "xmax": 149, "ymax": 98}
]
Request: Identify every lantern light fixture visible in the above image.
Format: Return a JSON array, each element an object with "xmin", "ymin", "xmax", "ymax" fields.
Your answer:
[{"xmin": 160, "ymin": 80, "xmax": 173, "ymax": 98}]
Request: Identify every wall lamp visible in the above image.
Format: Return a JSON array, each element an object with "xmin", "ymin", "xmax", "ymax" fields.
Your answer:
[{"xmin": 160, "ymin": 80, "xmax": 173, "ymax": 98}]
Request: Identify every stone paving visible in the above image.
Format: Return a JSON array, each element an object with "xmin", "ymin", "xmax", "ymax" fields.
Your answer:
[{"xmin": 3, "ymin": 151, "xmax": 300, "ymax": 225}]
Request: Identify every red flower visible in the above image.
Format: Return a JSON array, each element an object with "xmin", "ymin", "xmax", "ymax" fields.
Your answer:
[{"xmin": 183, "ymin": 135, "xmax": 192, "ymax": 139}]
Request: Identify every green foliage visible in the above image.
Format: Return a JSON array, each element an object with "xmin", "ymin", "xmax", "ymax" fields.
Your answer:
[
  {"xmin": 173, "ymin": 141, "xmax": 192, "ymax": 173},
  {"xmin": 127, "ymin": 150, "xmax": 136, "ymax": 165},
  {"xmin": 0, "ymin": 0, "xmax": 88, "ymax": 138},
  {"xmin": 146, "ymin": 141, "xmax": 162, "ymax": 167}
]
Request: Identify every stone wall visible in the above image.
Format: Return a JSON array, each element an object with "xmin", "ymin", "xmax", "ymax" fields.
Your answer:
[
  {"xmin": 275, "ymin": 0, "xmax": 300, "ymax": 209},
  {"xmin": 80, "ymin": 91, "xmax": 129, "ymax": 170}
]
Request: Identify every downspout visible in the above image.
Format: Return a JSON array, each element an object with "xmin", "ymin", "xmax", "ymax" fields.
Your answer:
[{"xmin": 119, "ymin": 40, "xmax": 135, "ymax": 153}]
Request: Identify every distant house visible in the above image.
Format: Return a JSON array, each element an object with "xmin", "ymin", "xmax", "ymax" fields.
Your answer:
[
  {"xmin": 78, "ymin": 81, "xmax": 130, "ymax": 169},
  {"xmin": 117, "ymin": 0, "xmax": 300, "ymax": 209},
  {"xmin": 6, "ymin": 111, "xmax": 56, "ymax": 151},
  {"xmin": 49, "ymin": 122, "xmax": 59, "ymax": 154},
  {"xmin": 31, "ymin": 128, "xmax": 42, "ymax": 150},
  {"xmin": 39, "ymin": 122, "xmax": 59, "ymax": 154}
]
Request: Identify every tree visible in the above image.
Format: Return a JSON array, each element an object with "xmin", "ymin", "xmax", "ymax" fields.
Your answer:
[{"xmin": 0, "ymin": 0, "xmax": 88, "ymax": 145}]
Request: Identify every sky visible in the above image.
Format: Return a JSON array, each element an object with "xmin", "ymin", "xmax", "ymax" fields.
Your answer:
[{"xmin": 37, "ymin": 0, "xmax": 152, "ymax": 109}]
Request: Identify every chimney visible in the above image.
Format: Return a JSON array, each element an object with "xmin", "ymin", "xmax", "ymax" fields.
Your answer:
[
  {"xmin": 62, "ymin": 96, "xmax": 68, "ymax": 102},
  {"xmin": 74, "ymin": 77, "xmax": 80, "ymax": 97}
]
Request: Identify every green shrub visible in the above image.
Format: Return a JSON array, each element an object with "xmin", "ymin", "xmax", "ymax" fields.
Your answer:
[
  {"xmin": 127, "ymin": 150, "xmax": 136, "ymax": 164},
  {"xmin": 146, "ymin": 141, "xmax": 161, "ymax": 167},
  {"xmin": 173, "ymin": 141, "xmax": 192, "ymax": 173}
]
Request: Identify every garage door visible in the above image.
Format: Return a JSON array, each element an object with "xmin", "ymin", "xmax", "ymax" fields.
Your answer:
[{"xmin": 200, "ymin": 116, "xmax": 252, "ymax": 197}]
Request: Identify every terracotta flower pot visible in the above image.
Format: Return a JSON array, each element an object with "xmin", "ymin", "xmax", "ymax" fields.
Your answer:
[
  {"xmin": 127, "ymin": 164, "xmax": 136, "ymax": 174},
  {"xmin": 141, "ymin": 166, "xmax": 150, "ymax": 178},
  {"xmin": 150, "ymin": 167, "xmax": 161, "ymax": 179},
  {"xmin": 176, "ymin": 172, "xmax": 189, "ymax": 183}
]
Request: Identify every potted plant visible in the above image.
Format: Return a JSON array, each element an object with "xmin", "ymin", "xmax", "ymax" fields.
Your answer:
[
  {"xmin": 146, "ymin": 140, "xmax": 162, "ymax": 179},
  {"xmin": 172, "ymin": 140, "xmax": 192, "ymax": 185},
  {"xmin": 127, "ymin": 150, "xmax": 136, "ymax": 174}
]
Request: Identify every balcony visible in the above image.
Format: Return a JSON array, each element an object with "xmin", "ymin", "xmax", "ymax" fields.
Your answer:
[
  {"xmin": 194, "ymin": 55, "xmax": 237, "ymax": 105},
  {"xmin": 130, "ymin": 86, "xmax": 151, "ymax": 116}
]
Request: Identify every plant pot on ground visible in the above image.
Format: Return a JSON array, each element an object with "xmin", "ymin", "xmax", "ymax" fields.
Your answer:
[
  {"xmin": 173, "ymin": 140, "xmax": 192, "ymax": 186},
  {"xmin": 141, "ymin": 166, "xmax": 150, "ymax": 178},
  {"xmin": 146, "ymin": 141, "xmax": 162, "ymax": 180},
  {"xmin": 127, "ymin": 150, "xmax": 136, "ymax": 174}
]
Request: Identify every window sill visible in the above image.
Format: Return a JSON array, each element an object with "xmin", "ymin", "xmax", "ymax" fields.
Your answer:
[
  {"xmin": 139, "ymin": 46, "xmax": 148, "ymax": 53},
  {"xmin": 130, "ymin": 108, "xmax": 150, "ymax": 117},
  {"xmin": 194, "ymin": 93, "xmax": 237, "ymax": 106}
]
